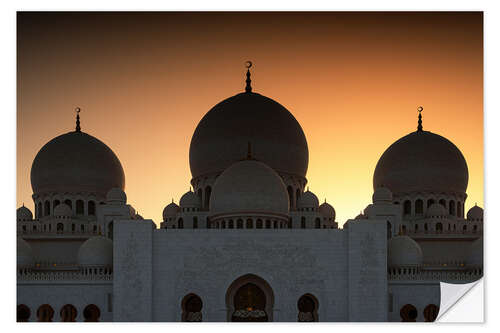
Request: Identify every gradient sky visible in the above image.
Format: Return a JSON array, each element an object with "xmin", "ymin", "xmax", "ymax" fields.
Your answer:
[{"xmin": 17, "ymin": 12, "xmax": 483, "ymax": 226}]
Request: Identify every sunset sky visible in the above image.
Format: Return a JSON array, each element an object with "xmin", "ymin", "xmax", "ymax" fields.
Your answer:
[{"xmin": 17, "ymin": 12, "xmax": 483, "ymax": 226}]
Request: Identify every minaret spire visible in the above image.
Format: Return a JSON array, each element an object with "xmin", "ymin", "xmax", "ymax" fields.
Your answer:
[
  {"xmin": 245, "ymin": 61, "xmax": 253, "ymax": 93},
  {"xmin": 417, "ymin": 106, "xmax": 423, "ymax": 132},
  {"xmin": 75, "ymin": 107, "xmax": 81, "ymax": 132}
]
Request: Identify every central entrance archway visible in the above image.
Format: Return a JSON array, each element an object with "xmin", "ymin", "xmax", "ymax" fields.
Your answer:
[{"xmin": 226, "ymin": 274, "xmax": 274, "ymax": 322}]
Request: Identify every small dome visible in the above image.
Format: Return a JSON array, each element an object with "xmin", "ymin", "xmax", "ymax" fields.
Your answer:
[
  {"xmin": 31, "ymin": 131, "xmax": 125, "ymax": 197},
  {"xmin": 297, "ymin": 190, "xmax": 319, "ymax": 210},
  {"xmin": 355, "ymin": 213, "xmax": 367, "ymax": 219},
  {"xmin": 17, "ymin": 237, "xmax": 34, "ymax": 267},
  {"xmin": 319, "ymin": 201, "xmax": 336, "ymax": 220},
  {"xmin": 426, "ymin": 203, "xmax": 447, "ymax": 218},
  {"xmin": 77, "ymin": 236, "xmax": 113, "ymax": 266},
  {"xmin": 373, "ymin": 131, "xmax": 468, "ymax": 196},
  {"xmin": 162, "ymin": 201, "xmax": 179, "ymax": 221},
  {"xmin": 388, "ymin": 236, "xmax": 423, "ymax": 267},
  {"xmin": 189, "ymin": 92, "xmax": 309, "ymax": 180},
  {"xmin": 372, "ymin": 186, "xmax": 393, "ymax": 204},
  {"xmin": 106, "ymin": 187, "xmax": 127, "ymax": 204},
  {"xmin": 467, "ymin": 205, "xmax": 484, "ymax": 221},
  {"xmin": 179, "ymin": 190, "xmax": 201, "ymax": 208},
  {"xmin": 210, "ymin": 159, "xmax": 289, "ymax": 216},
  {"xmin": 17, "ymin": 205, "xmax": 33, "ymax": 222},
  {"xmin": 467, "ymin": 237, "xmax": 483, "ymax": 267},
  {"xmin": 53, "ymin": 203, "xmax": 72, "ymax": 218}
]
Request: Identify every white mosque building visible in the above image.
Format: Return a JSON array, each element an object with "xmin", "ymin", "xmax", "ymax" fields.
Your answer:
[{"xmin": 16, "ymin": 65, "xmax": 483, "ymax": 322}]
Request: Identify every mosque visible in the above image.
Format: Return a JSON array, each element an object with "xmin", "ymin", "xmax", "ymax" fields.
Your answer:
[{"xmin": 16, "ymin": 64, "xmax": 483, "ymax": 322}]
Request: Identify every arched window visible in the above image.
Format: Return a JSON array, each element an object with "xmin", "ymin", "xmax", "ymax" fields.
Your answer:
[
  {"xmin": 403, "ymin": 200, "xmax": 411, "ymax": 215},
  {"xmin": 473, "ymin": 224, "xmax": 478, "ymax": 233},
  {"xmin": 423, "ymin": 304, "xmax": 439, "ymax": 322},
  {"xmin": 301, "ymin": 217, "xmax": 306, "ymax": 229},
  {"xmin": 204, "ymin": 186, "xmax": 211, "ymax": 209},
  {"xmin": 53, "ymin": 200, "xmax": 60, "ymax": 210},
  {"xmin": 197, "ymin": 188, "xmax": 202, "ymax": 202},
  {"xmin": 288, "ymin": 218, "xmax": 293, "ymax": 229},
  {"xmin": 296, "ymin": 188, "xmax": 301, "ymax": 208},
  {"xmin": 221, "ymin": 221, "xmax": 226, "ymax": 229},
  {"xmin": 44, "ymin": 201, "xmax": 51, "ymax": 216},
  {"xmin": 37, "ymin": 202, "xmax": 42, "ymax": 218},
  {"xmin": 229, "ymin": 220, "xmax": 234, "ymax": 229},
  {"xmin": 457, "ymin": 202, "xmax": 463, "ymax": 217},
  {"xmin": 415, "ymin": 199, "xmax": 423, "ymax": 215},
  {"xmin": 60, "ymin": 304, "xmax": 77, "ymax": 322},
  {"xmin": 182, "ymin": 294, "xmax": 203, "ymax": 322},
  {"xmin": 17, "ymin": 304, "xmax": 30, "ymax": 322},
  {"xmin": 83, "ymin": 304, "xmax": 100, "ymax": 322},
  {"xmin": 246, "ymin": 219, "xmax": 253, "ymax": 229},
  {"xmin": 64, "ymin": 199, "xmax": 72, "ymax": 209},
  {"xmin": 237, "ymin": 219, "xmax": 243, "ymax": 229},
  {"xmin": 57, "ymin": 223, "xmax": 64, "ymax": 234},
  {"xmin": 463, "ymin": 225, "xmax": 467, "ymax": 232},
  {"xmin": 81, "ymin": 224, "xmax": 85, "ymax": 233},
  {"xmin": 387, "ymin": 221, "xmax": 392, "ymax": 239},
  {"xmin": 256, "ymin": 219, "xmax": 263, "ymax": 229},
  {"xmin": 178, "ymin": 218, "xmax": 184, "ymax": 229},
  {"xmin": 193, "ymin": 217, "xmax": 198, "ymax": 229},
  {"xmin": 297, "ymin": 294, "xmax": 318, "ymax": 322},
  {"xmin": 273, "ymin": 221, "xmax": 278, "ymax": 229},
  {"xmin": 72, "ymin": 224, "xmax": 75, "ymax": 232},
  {"xmin": 415, "ymin": 224, "xmax": 419, "ymax": 232},
  {"xmin": 108, "ymin": 222, "xmax": 113, "ymax": 239},
  {"xmin": 287, "ymin": 186, "xmax": 294, "ymax": 209},
  {"xmin": 436, "ymin": 223, "xmax": 443, "ymax": 233},
  {"xmin": 88, "ymin": 201, "xmax": 96, "ymax": 215},
  {"xmin": 265, "ymin": 220, "xmax": 271, "ymax": 229},
  {"xmin": 449, "ymin": 200, "xmax": 456, "ymax": 215},
  {"xmin": 315, "ymin": 218, "xmax": 321, "ymax": 229},
  {"xmin": 76, "ymin": 200, "xmax": 84, "ymax": 215},
  {"xmin": 427, "ymin": 199, "xmax": 435, "ymax": 208},
  {"xmin": 37, "ymin": 304, "xmax": 54, "ymax": 322},
  {"xmin": 424, "ymin": 223, "xmax": 428, "ymax": 231},
  {"xmin": 400, "ymin": 304, "xmax": 418, "ymax": 322},
  {"xmin": 439, "ymin": 199, "xmax": 446, "ymax": 208}
]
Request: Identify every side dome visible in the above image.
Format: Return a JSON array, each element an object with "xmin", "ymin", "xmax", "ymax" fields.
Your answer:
[
  {"xmin": 388, "ymin": 236, "xmax": 423, "ymax": 267},
  {"xmin": 17, "ymin": 237, "xmax": 34, "ymax": 267},
  {"xmin": 163, "ymin": 201, "xmax": 179, "ymax": 221},
  {"xmin": 297, "ymin": 190, "xmax": 319, "ymax": 210},
  {"xmin": 372, "ymin": 186, "xmax": 393, "ymax": 204},
  {"xmin": 17, "ymin": 205, "xmax": 33, "ymax": 222},
  {"xmin": 179, "ymin": 190, "xmax": 201, "ymax": 209},
  {"xmin": 426, "ymin": 203, "xmax": 447, "ymax": 218},
  {"xmin": 53, "ymin": 203, "xmax": 72, "ymax": 218},
  {"xmin": 31, "ymin": 131, "xmax": 125, "ymax": 197},
  {"xmin": 373, "ymin": 131, "xmax": 468, "ymax": 195},
  {"xmin": 319, "ymin": 201, "xmax": 336, "ymax": 220},
  {"xmin": 106, "ymin": 187, "xmax": 127, "ymax": 204},
  {"xmin": 467, "ymin": 205, "xmax": 483, "ymax": 221},
  {"xmin": 77, "ymin": 236, "xmax": 113, "ymax": 266},
  {"xmin": 189, "ymin": 92, "xmax": 309, "ymax": 179},
  {"xmin": 210, "ymin": 159, "xmax": 289, "ymax": 216},
  {"xmin": 467, "ymin": 237, "xmax": 483, "ymax": 267}
]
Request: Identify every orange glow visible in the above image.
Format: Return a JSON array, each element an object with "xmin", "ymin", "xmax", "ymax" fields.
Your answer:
[{"xmin": 17, "ymin": 12, "xmax": 483, "ymax": 226}]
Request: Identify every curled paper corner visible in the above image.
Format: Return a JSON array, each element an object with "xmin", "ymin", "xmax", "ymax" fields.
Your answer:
[{"xmin": 437, "ymin": 278, "xmax": 483, "ymax": 322}]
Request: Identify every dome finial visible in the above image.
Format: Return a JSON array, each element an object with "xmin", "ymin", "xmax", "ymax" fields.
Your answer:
[
  {"xmin": 245, "ymin": 61, "xmax": 253, "ymax": 93},
  {"xmin": 75, "ymin": 107, "xmax": 81, "ymax": 132},
  {"xmin": 417, "ymin": 106, "xmax": 423, "ymax": 132}
]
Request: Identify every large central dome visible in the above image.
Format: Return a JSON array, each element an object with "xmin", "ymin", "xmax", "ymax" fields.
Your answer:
[
  {"xmin": 189, "ymin": 92, "xmax": 309, "ymax": 179},
  {"xmin": 31, "ymin": 131, "xmax": 125, "ymax": 197}
]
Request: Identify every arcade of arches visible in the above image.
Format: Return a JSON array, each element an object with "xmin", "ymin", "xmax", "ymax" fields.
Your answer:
[{"xmin": 17, "ymin": 304, "xmax": 101, "ymax": 322}]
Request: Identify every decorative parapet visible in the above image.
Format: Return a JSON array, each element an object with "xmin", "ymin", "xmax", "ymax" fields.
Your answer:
[
  {"xmin": 17, "ymin": 267, "xmax": 112, "ymax": 282},
  {"xmin": 388, "ymin": 269, "xmax": 483, "ymax": 282}
]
